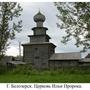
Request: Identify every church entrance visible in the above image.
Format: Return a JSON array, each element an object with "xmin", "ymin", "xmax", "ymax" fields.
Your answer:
[{"xmin": 34, "ymin": 56, "xmax": 42, "ymax": 69}]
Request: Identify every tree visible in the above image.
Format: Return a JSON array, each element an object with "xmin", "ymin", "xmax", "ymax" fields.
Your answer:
[
  {"xmin": 0, "ymin": 2, "xmax": 22, "ymax": 59},
  {"xmin": 55, "ymin": 2, "xmax": 90, "ymax": 52}
]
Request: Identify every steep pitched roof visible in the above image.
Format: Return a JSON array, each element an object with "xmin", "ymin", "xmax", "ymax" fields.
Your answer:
[
  {"xmin": 50, "ymin": 52, "xmax": 81, "ymax": 60},
  {"xmin": 8, "ymin": 61, "xmax": 26, "ymax": 65},
  {"xmin": 0, "ymin": 56, "xmax": 14, "ymax": 65},
  {"xmin": 85, "ymin": 53, "xmax": 90, "ymax": 58}
]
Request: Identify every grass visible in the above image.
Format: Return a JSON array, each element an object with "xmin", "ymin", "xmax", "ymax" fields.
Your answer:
[
  {"xmin": 0, "ymin": 65, "xmax": 90, "ymax": 83},
  {"xmin": 0, "ymin": 72, "xmax": 90, "ymax": 83}
]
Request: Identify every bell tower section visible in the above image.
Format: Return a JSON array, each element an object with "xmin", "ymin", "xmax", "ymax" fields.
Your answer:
[{"xmin": 22, "ymin": 11, "xmax": 56, "ymax": 69}]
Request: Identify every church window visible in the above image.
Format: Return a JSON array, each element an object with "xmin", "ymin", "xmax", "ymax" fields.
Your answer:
[
  {"xmin": 35, "ymin": 48, "xmax": 38, "ymax": 51},
  {"xmin": 42, "ymin": 63, "xmax": 46, "ymax": 65},
  {"xmin": 35, "ymin": 56, "xmax": 39, "ymax": 59}
]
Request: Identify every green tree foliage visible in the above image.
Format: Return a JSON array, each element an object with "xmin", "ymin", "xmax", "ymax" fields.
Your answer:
[
  {"xmin": 55, "ymin": 2, "xmax": 90, "ymax": 52},
  {"xmin": 0, "ymin": 2, "xmax": 22, "ymax": 58}
]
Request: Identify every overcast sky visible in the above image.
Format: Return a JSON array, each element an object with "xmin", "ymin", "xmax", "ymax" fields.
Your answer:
[{"xmin": 6, "ymin": 2, "xmax": 89, "ymax": 58}]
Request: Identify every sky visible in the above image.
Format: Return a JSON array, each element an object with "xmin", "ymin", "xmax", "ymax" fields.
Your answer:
[{"xmin": 6, "ymin": 2, "xmax": 89, "ymax": 58}]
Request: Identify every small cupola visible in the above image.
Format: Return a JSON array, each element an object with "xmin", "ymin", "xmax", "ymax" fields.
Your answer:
[
  {"xmin": 33, "ymin": 11, "xmax": 45, "ymax": 27},
  {"xmin": 34, "ymin": 11, "xmax": 45, "ymax": 22}
]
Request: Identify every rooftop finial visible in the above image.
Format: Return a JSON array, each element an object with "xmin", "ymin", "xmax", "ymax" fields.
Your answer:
[{"xmin": 39, "ymin": 8, "xmax": 41, "ymax": 13}]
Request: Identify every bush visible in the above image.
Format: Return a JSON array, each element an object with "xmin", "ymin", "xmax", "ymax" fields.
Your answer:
[
  {"xmin": 5, "ymin": 64, "xmax": 90, "ymax": 76},
  {"xmin": 10, "ymin": 64, "xmax": 33, "ymax": 75},
  {"xmin": 0, "ymin": 64, "xmax": 8, "ymax": 74}
]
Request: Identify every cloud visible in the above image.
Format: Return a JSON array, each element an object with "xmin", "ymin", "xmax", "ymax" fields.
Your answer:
[
  {"xmin": 6, "ymin": 2, "xmax": 87, "ymax": 57},
  {"xmin": 6, "ymin": 46, "xmax": 19, "ymax": 56}
]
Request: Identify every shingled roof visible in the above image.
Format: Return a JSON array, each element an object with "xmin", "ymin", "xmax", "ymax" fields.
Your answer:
[
  {"xmin": 85, "ymin": 53, "xmax": 90, "ymax": 58},
  {"xmin": 50, "ymin": 52, "xmax": 81, "ymax": 60},
  {"xmin": 8, "ymin": 60, "xmax": 26, "ymax": 65},
  {"xmin": 0, "ymin": 56, "xmax": 14, "ymax": 65}
]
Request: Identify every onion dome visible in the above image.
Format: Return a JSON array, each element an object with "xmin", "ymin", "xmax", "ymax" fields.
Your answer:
[{"xmin": 34, "ymin": 11, "xmax": 45, "ymax": 22}]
